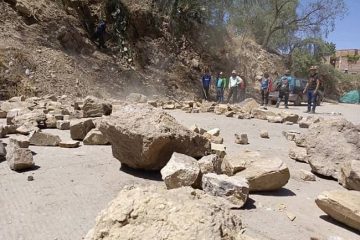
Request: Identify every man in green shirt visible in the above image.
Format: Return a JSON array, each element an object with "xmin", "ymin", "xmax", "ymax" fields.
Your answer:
[{"xmin": 215, "ymin": 72, "xmax": 227, "ymax": 103}]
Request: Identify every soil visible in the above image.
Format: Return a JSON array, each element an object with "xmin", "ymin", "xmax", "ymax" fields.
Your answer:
[{"xmin": 0, "ymin": 102, "xmax": 359, "ymax": 240}]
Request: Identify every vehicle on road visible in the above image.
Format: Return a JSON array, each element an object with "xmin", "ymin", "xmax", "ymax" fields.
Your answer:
[{"xmin": 269, "ymin": 77, "xmax": 323, "ymax": 106}]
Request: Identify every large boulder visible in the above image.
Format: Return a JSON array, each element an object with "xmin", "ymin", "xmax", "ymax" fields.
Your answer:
[
  {"xmin": 12, "ymin": 110, "xmax": 46, "ymax": 127},
  {"xmin": 202, "ymin": 173, "xmax": 249, "ymax": 207},
  {"xmin": 85, "ymin": 185, "xmax": 242, "ymax": 240},
  {"xmin": 339, "ymin": 160, "xmax": 360, "ymax": 191},
  {"xmin": 315, "ymin": 190, "xmax": 360, "ymax": 231},
  {"xmin": 70, "ymin": 119, "xmax": 95, "ymax": 140},
  {"xmin": 83, "ymin": 129, "xmax": 109, "ymax": 145},
  {"xmin": 198, "ymin": 154, "xmax": 222, "ymax": 175},
  {"xmin": 98, "ymin": 105, "xmax": 210, "ymax": 170},
  {"xmin": 239, "ymin": 98, "xmax": 260, "ymax": 114},
  {"xmin": 82, "ymin": 96, "xmax": 112, "ymax": 118},
  {"xmin": 279, "ymin": 111, "xmax": 299, "ymax": 123},
  {"xmin": 160, "ymin": 152, "xmax": 200, "ymax": 189},
  {"xmin": 6, "ymin": 139, "xmax": 34, "ymax": 171},
  {"xmin": 29, "ymin": 132, "xmax": 61, "ymax": 146},
  {"xmin": 305, "ymin": 119, "xmax": 360, "ymax": 180},
  {"xmin": 234, "ymin": 152, "xmax": 290, "ymax": 192}
]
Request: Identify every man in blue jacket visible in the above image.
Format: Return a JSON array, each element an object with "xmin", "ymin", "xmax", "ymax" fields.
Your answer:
[{"xmin": 276, "ymin": 70, "xmax": 294, "ymax": 109}]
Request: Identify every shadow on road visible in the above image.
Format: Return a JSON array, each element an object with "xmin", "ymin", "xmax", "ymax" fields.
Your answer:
[
  {"xmin": 252, "ymin": 188, "xmax": 296, "ymax": 197},
  {"xmin": 120, "ymin": 165, "xmax": 162, "ymax": 181},
  {"xmin": 319, "ymin": 215, "xmax": 360, "ymax": 234}
]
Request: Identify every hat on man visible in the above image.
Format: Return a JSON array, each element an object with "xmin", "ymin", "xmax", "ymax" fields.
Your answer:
[
  {"xmin": 231, "ymin": 70, "xmax": 237, "ymax": 74},
  {"xmin": 309, "ymin": 65, "xmax": 318, "ymax": 70}
]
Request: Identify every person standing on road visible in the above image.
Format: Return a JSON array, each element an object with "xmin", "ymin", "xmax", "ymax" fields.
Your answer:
[
  {"xmin": 303, "ymin": 66, "xmax": 321, "ymax": 113},
  {"xmin": 276, "ymin": 70, "xmax": 293, "ymax": 109},
  {"xmin": 201, "ymin": 68, "xmax": 212, "ymax": 101},
  {"xmin": 260, "ymin": 73, "xmax": 271, "ymax": 109},
  {"xmin": 227, "ymin": 70, "xmax": 243, "ymax": 104},
  {"xmin": 215, "ymin": 72, "xmax": 226, "ymax": 103}
]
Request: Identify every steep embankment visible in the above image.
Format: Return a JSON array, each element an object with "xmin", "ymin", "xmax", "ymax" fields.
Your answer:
[{"xmin": 0, "ymin": 0, "xmax": 284, "ymax": 100}]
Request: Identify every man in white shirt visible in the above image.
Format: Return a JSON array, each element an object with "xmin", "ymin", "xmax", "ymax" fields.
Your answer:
[{"xmin": 227, "ymin": 70, "xmax": 243, "ymax": 104}]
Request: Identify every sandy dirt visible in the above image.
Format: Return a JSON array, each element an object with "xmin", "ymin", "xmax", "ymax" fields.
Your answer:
[{"xmin": 0, "ymin": 102, "xmax": 359, "ymax": 240}]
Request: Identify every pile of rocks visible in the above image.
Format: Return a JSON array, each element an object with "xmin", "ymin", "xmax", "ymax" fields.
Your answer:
[
  {"xmin": 160, "ymin": 150, "xmax": 290, "ymax": 208},
  {"xmin": 0, "ymin": 95, "xmax": 113, "ymax": 171}
]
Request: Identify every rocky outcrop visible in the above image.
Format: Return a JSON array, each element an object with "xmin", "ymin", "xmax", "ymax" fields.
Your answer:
[
  {"xmin": 316, "ymin": 190, "xmax": 360, "ymax": 231},
  {"xmin": 202, "ymin": 173, "xmax": 249, "ymax": 207},
  {"xmin": 160, "ymin": 152, "xmax": 200, "ymax": 189},
  {"xmin": 98, "ymin": 105, "xmax": 210, "ymax": 170},
  {"xmin": 85, "ymin": 185, "xmax": 242, "ymax": 240}
]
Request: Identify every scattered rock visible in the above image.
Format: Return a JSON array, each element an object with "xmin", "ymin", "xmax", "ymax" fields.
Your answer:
[
  {"xmin": 315, "ymin": 190, "xmax": 360, "ymax": 231},
  {"xmin": 267, "ymin": 116, "xmax": 283, "ymax": 123},
  {"xmin": 239, "ymin": 98, "xmax": 260, "ymax": 113},
  {"xmin": 339, "ymin": 160, "xmax": 360, "ymax": 191},
  {"xmin": 221, "ymin": 151, "xmax": 261, "ymax": 176},
  {"xmin": 45, "ymin": 114, "xmax": 57, "ymax": 128},
  {"xmin": 298, "ymin": 116, "xmax": 322, "ymax": 128},
  {"xmin": 83, "ymin": 129, "xmax": 109, "ymax": 145},
  {"xmin": 0, "ymin": 126, "xmax": 6, "ymax": 138},
  {"xmin": 225, "ymin": 111, "xmax": 235, "ymax": 117},
  {"xmin": 299, "ymin": 169, "xmax": 316, "ymax": 181},
  {"xmin": 200, "ymin": 102, "xmax": 215, "ymax": 112},
  {"xmin": 203, "ymin": 132, "xmax": 224, "ymax": 144},
  {"xmin": 235, "ymin": 133, "xmax": 248, "ymax": 145},
  {"xmin": 59, "ymin": 140, "xmax": 80, "ymax": 148},
  {"xmin": 214, "ymin": 104, "xmax": 229, "ymax": 115},
  {"xmin": 98, "ymin": 105, "xmax": 210, "ymax": 170},
  {"xmin": 234, "ymin": 154, "xmax": 290, "ymax": 192},
  {"xmin": 29, "ymin": 132, "xmax": 61, "ymax": 146},
  {"xmin": 260, "ymin": 130, "xmax": 269, "ymax": 139},
  {"xmin": 85, "ymin": 185, "xmax": 242, "ymax": 240},
  {"xmin": 27, "ymin": 176, "xmax": 34, "ymax": 181},
  {"xmin": 9, "ymin": 135, "xmax": 30, "ymax": 148},
  {"xmin": 70, "ymin": 119, "xmax": 95, "ymax": 141},
  {"xmin": 207, "ymin": 128, "xmax": 220, "ymax": 136},
  {"xmin": 6, "ymin": 140, "xmax": 34, "ymax": 171},
  {"xmin": 286, "ymin": 211, "xmax": 296, "ymax": 221},
  {"xmin": 198, "ymin": 154, "xmax": 222, "ymax": 175},
  {"xmin": 211, "ymin": 143, "xmax": 226, "ymax": 158},
  {"xmin": 0, "ymin": 110, "xmax": 7, "ymax": 118},
  {"xmin": 289, "ymin": 147, "xmax": 308, "ymax": 163},
  {"xmin": 251, "ymin": 108, "xmax": 276, "ymax": 120},
  {"xmin": 0, "ymin": 142, "xmax": 6, "ymax": 161},
  {"xmin": 279, "ymin": 112, "xmax": 299, "ymax": 123},
  {"xmin": 56, "ymin": 120, "xmax": 70, "ymax": 130},
  {"xmin": 162, "ymin": 103, "xmax": 176, "ymax": 110},
  {"xmin": 283, "ymin": 130, "xmax": 301, "ymax": 141},
  {"xmin": 160, "ymin": 152, "xmax": 200, "ymax": 189},
  {"xmin": 202, "ymin": 173, "xmax": 249, "ymax": 207},
  {"xmin": 82, "ymin": 96, "xmax": 112, "ymax": 118}
]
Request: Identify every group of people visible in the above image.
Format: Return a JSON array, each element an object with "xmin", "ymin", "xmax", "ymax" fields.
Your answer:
[
  {"xmin": 202, "ymin": 69, "xmax": 245, "ymax": 104},
  {"xmin": 201, "ymin": 65, "xmax": 321, "ymax": 113}
]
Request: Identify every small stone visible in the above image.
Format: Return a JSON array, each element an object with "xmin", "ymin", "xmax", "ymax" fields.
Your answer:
[
  {"xmin": 56, "ymin": 120, "xmax": 70, "ymax": 130},
  {"xmin": 225, "ymin": 111, "xmax": 235, "ymax": 117},
  {"xmin": 83, "ymin": 129, "xmax": 109, "ymax": 145},
  {"xmin": 260, "ymin": 130, "xmax": 269, "ymax": 139},
  {"xmin": 59, "ymin": 140, "xmax": 80, "ymax": 148},
  {"xmin": 211, "ymin": 143, "xmax": 226, "ymax": 158},
  {"xmin": 235, "ymin": 133, "xmax": 248, "ymax": 145},
  {"xmin": 289, "ymin": 147, "xmax": 308, "ymax": 163},
  {"xmin": 286, "ymin": 211, "xmax": 296, "ymax": 221},
  {"xmin": 207, "ymin": 128, "xmax": 220, "ymax": 136},
  {"xmin": 299, "ymin": 170, "xmax": 316, "ymax": 181},
  {"xmin": 27, "ymin": 176, "xmax": 34, "ymax": 181}
]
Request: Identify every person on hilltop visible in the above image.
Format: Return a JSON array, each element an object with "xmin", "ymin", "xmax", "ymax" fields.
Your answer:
[
  {"xmin": 259, "ymin": 73, "xmax": 271, "ymax": 109},
  {"xmin": 303, "ymin": 65, "xmax": 321, "ymax": 114},
  {"xmin": 201, "ymin": 68, "xmax": 212, "ymax": 101},
  {"xmin": 276, "ymin": 69, "xmax": 294, "ymax": 109},
  {"xmin": 227, "ymin": 70, "xmax": 243, "ymax": 104},
  {"xmin": 93, "ymin": 19, "xmax": 107, "ymax": 49},
  {"xmin": 215, "ymin": 72, "xmax": 226, "ymax": 103}
]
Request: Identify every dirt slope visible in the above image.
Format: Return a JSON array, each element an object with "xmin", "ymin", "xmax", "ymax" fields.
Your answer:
[{"xmin": 0, "ymin": 0, "xmax": 284, "ymax": 100}]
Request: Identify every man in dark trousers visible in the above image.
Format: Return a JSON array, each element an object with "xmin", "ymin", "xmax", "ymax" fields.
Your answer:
[
  {"xmin": 93, "ymin": 20, "xmax": 107, "ymax": 49},
  {"xmin": 276, "ymin": 70, "xmax": 293, "ymax": 109},
  {"xmin": 201, "ymin": 68, "xmax": 212, "ymax": 101},
  {"xmin": 303, "ymin": 66, "xmax": 321, "ymax": 113}
]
